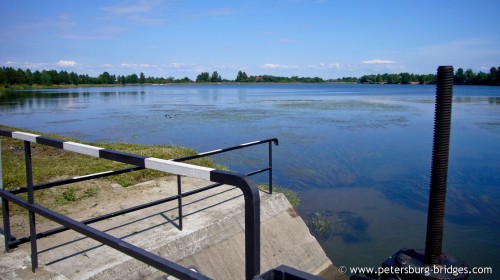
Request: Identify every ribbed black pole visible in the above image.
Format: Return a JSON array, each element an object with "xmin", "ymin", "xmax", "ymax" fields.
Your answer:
[{"xmin": 424, "ymin": 66, "xmax": 454, "ymax": 265}]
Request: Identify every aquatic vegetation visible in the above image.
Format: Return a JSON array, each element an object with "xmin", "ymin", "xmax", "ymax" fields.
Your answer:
[
  {"xmin": 335, "ymin": 211, "xmax": 370, "ymax": 243},
  {"xmin": 274, "ymin": 99, "xmax": 409, "ymax": 112},
  {"xmin": 305, "ymin": 210, "xmax": 370, "ymax": 243},
  {"xmin": 308, "ymin": 212, "xmax": 332, "ymax": 239}
]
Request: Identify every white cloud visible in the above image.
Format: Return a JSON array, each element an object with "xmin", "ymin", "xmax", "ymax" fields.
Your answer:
[
  {"xmin": 262, "ymin": 63, "xmax": 299, "ymax": 69},
  {"xmin": 169, "ymin": 62, "xmax": 205, "ymax": 73},
  {"xmin": 307, "ymin": 63, "xmax": 341, "ymax": 69},
  {"xmin": 170, "ymin": 62, "xmax": 182, "ymax": 68},
  {"xmin": 121, "ymin": 63, "xmax": 150, "ymax": 68},
  {"xmin": 362, "ymin": 59, "xmax": 397, "ymax": 64},
  {"xmin": 57, "ymin": 60, "xmax": 77, "ymax": 67}
]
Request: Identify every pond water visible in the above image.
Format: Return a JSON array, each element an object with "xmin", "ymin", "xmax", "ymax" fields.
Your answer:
[{"xmin": 1, "ymin": 84, "xmax": 499, "ymax": 279}]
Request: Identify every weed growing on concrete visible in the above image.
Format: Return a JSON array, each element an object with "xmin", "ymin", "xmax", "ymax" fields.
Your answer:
[{"xmin": 259, "ymin": 184, "xmax": 300, "ymax": 208}]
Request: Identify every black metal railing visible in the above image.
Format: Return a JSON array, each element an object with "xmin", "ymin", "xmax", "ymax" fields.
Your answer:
[
  {"xmin": 0, "ymin": 129, "xmax": 278, "ymax": 280},
  {"xmin": 173, "ymin": 138, "xmax": 278, "ymax": 230}
]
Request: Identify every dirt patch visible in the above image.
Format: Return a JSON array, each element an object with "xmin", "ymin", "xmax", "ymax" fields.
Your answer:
[
  {"xmin": 6, "ymin": 175, "xmax": 178, "ymax": 239},
  {"xmin": 287, "ymin": 208, "xmax": 298, "ymax": 218}
]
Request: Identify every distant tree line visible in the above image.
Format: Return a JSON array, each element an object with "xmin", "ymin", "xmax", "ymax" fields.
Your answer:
[
  {"xmin": 1, "ymin": 66, "xmax": 499, "ymax": 87},
  {"xmin": 453, "ymin": 67, "xmax": 500, "ymax": 85},
  {"xmin": 358, "ymin": 67, "xmax": 500, "ymax": 85},
  {"xmin": 233, "ymin": 70, "xmax": 325, "ymax": 83},
  {"xmin": 358, "ymin": 73, "xmax": 436, "ymax": 84},
  {"xmin": 0, "ymin": 67, "xmax": 193, "ymax": 86}
]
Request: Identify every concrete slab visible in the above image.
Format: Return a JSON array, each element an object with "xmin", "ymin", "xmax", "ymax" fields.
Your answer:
[{"xmin": 1, "ymin": 176, "xmax": 346, "ymax": 280}]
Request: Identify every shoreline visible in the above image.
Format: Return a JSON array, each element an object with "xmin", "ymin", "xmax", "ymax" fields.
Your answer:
[
  {"xmin": 6, "ymin": 82, "xmax": 499, "ymax": 91},
  {"xmin": 1, "ymin": 82, "xmax": 360, "ymax": 91}
]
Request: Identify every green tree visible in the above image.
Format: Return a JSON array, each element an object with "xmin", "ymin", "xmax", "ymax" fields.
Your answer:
[
  {"xmin": 139, "ymin": 72, "xmax": 146, "ymax": 84},
  {"xmin": 3, "ymin": 67, "xmax": 17, "ymax": 84},
  {"xmin": 489, "ymin": 67, "xmax": 499, "ymax": 85},
  {"xmin": 0, "ymin": 67, "xmax": 5, "ymax": 85},
  {"xmin": 210, "ymin": 71, "xmax": 222, "ymax": 82},
  {"xmin": 59, "ymin": 70, "xmax": 70, "ymax": 84},
  {"xmin": 116, "ymin": 75, "xmax": 124, "ymax": 85},
  {"xmin": 98, "ymin": 71, "xmax": 113, "ymax": 84},
  {"xmin": 47, "ymin": 70, "xmax": 60, "ymax": 84},
  {"xmin": 24, "ymin": 69, "xmax": 34, "ymax": 85},
  {"xmin": 32, "ymin": 70, "xmax": 42, "ymax": 84},
  {"xmin": 236, "ymin": 70, "xmax": 248, "ymax": 82},
  {"xmin": 16, "ymin": 69, "xmax": 27, "ymax": 84},
  {"xmin": 401, "ymin": 72, "xmax": 411, "ymax": 84},
  {"xmin": 69, "ymin": 72, "xmax": 79, "ymax": 85},
  {"xmin": 40, "ymin": 70, "xmax": 52, "ymax": 85},
  {"xmin": 176, "ymin": 77, "xmax": 193, "ymax": 83},
  {"xmin": 127, "ymin": 73, "xmax": 139, "ymax": 84},
  {"xmin": 455, "ymin": 68, "xmax": 465, "ymax": 84},
  {"xmin": 464, "ymin": 69, "xmax": 475, "ymax": 84},
  {"xmin": 196, "ymin": 72, "xmax": 210, "ymax": 82},
  {"xmin": 79, "ymin": 74, "xmax": 90, "ymax": 84},
  {"xmin": 475, "ymin": 71, "xmax": 488, "ymax": 85},
  {"xmin": 311, "ymin": 77, "xmax": 323, "ymax": 83}
]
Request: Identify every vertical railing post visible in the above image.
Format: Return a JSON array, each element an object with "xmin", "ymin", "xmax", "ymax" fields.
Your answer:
[
  {"xmin": 210, "ymin": 170, "xmax": 260, "ymax": 280},
  {"xmin": 2, "ymin": 199, "xmax": 11, "ymax": 252},
  {"xmin": 176, "ymin": 175, "xmax": 183, "ymax": 230},
  {"xmin": 1, "ymin": 139, "xmax": 12, "ymax": 252},
  {"xmin": 268, "ymin": 141, "xmax": 273, "ymax": 194},
  {"xmin": 24, "ymin": 141, "xmax": 38, "ymax": 272}
]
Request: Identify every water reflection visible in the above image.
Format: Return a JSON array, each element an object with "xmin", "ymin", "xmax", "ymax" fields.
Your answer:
[
  {"xmin": 454, "ymin": 96, "xmax": 500, "ymax": 104},
  {"xmin": 488, "ymin": 97, "xmax": 500, "ymax": 104}
]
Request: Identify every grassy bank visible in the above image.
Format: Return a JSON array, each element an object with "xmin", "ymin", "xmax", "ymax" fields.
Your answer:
[
  {"xmin": 259, "ymin": 184, "xmax": 300, "ymax": 208},
  {"xmin": 0, "ymin": 125, "xmax": 223, "ymax": 190},
  {"xmin": 0, "ymin": 125, "xmax": 223, "ymax": 214},
  {"xmin": 1, "ymin": 126, "xmax": 300, "ymax": 218}
]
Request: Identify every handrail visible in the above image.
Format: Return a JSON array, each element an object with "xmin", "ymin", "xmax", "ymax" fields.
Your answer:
[
  {"xmin": 4, "ymin": 137, "xmax": 276, "ymax": 244},
  {"xmin": 173, "ymin": 138, "xmax": 278, "ymax": 162},
  {"xmin": 9, "ymin": 166, "xmax": 144, "ymax": 195},
  {"xmin": 0, "ymin": 128, "xmax": 265, "ymax": 279},
  {"xmin": 174, "ymin": 138, "xmax": 278, "ymax": 194}
]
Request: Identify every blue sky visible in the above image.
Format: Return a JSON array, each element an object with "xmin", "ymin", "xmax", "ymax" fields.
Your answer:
[{"xmin": 1, "ymin": 0, "xmax": 499, "ymax": 80}]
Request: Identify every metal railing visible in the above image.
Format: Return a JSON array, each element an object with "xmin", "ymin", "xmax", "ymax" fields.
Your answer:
[
  {"xmin": 173, "ymin": 138, "xmax": 278, "ymax": 230},
  {"xmin": 0, "ymin": 128, "xmax": 278, "ymax": 280}
]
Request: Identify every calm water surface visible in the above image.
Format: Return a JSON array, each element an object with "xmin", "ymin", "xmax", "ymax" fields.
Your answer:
[{"xmin": 1, "ymin": 84, "xmax": 499, "ymax": 279}]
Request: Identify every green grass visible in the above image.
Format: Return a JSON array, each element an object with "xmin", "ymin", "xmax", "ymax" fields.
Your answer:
[
  {"xmin": 259, "ymin": 184, "xmax": 300, "ymax": 208},
  {"xmin": 56, "ymin": 186, "xmax": 99, "ymax": 205},
  {"xmin": 1, "ymin": 125, "xmax": 222, "ymax": 189}
]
